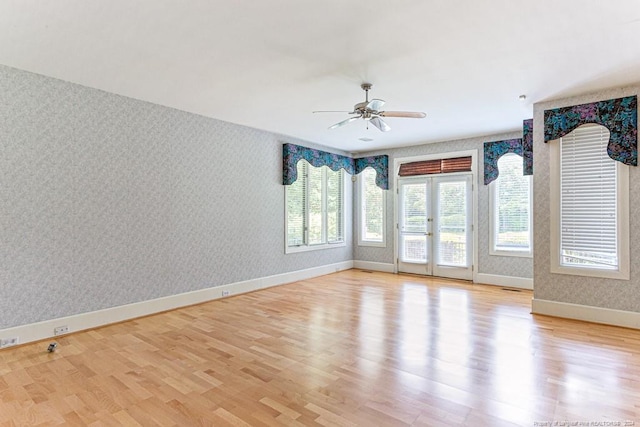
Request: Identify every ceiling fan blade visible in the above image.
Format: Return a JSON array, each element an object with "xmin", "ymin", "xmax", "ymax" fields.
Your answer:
[
  {"xmin": 313, "ymin": 110, "xmax": 354, "ymax": 114},
  {"xmin": 369, "ymin": 116, "xmax": 391, "ymax": 132},
  {"xmin": 366, "ymin": 99, "xmax": 385, "ymax": 111},
  {"xmin": 328, "ymin": 116, "xmax": 359, "ymax": 130},
  {"xmin": 379, "ymin": 111, "xmax": 426, "ymax": 118}
]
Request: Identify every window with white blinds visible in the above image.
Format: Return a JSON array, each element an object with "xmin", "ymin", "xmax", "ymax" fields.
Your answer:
[
  {"xmin": 307, "ymin": 165, "xmax": 324, "ymax": 245},
  {"xmin": 285, "ymin": 161, "xmax": 345, "ymax": 252},
  {"xmin": 286, "ymin": 169, "xmax": 306, "ymax": 247},
  {"xmin": 326, "ymin": 167, "xmax": 344, "ymax": 243},
  {"xmin": 490, "ymin": 153, "xmax": 532, "ymax": 256},
  {"xmin": 550, "ymin": 123, "xmax": 629, "ymax": 279},
  {"xmin": 358, "ymin": 167, "xmax": 386, "ymax": 246}
]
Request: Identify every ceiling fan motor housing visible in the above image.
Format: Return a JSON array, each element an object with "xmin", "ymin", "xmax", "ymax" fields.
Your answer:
[{"xmin": 320, "ymin": 82, "xmax": 425, "ymax": 132}]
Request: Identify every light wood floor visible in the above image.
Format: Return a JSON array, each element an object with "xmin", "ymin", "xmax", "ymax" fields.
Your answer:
[{"xmin": 1, "ymin": 270, "xmax": 640, "ymax": 426}]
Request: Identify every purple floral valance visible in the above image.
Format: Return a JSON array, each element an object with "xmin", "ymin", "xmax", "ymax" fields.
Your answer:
[
  {"xmin": 544, "ymin": 96, "xmax": 637, "ymax": 166},
  {"xmin": 355, "ymin": 156, "xmax": 389, "ymax": 189},
  {"xmin": 483, "ymin": 119, "xmax": 533, "ymax": 185},
  {"xmin": 282, "ymin": 143, "xmax": 389, "ymax": 189},
  {"xmin": 483, "ymin": 139, "xmax": 523, "ymax": 185},
  {"xmin": 522, "ymin": 118, "xmax": 533, "ymax": 176}
]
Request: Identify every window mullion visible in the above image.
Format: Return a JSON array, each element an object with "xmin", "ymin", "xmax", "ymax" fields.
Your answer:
[
  {"xmin": 304, "ymin": 163, "xmax": 309, "ymax": 245},
  {"xmin": 322, "ymin": 167, "xmax": 327, "ymax": 244}
]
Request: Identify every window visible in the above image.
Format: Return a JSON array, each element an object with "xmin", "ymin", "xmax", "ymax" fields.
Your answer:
[
  {"xmin": 550, "ymin": 124, "xmax": 629, "ymax": 279},
  {"xmin": 490, "ymin": 153, "xmax": 532, "ymax": 256},
  {"xmin": 358, "ymin": 167, "xmax": 386, "ymax": 246},
  {"xmin": 286, "ymin": 160, "xmax": 345, "ymax": 252}
]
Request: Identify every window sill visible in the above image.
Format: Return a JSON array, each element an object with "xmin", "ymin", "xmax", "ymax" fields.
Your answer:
[
  {"xmin": 550, "ymin": 264, "xmax": 629, "ymax": 280},
  {"xmin": 285, "ymin": 241, "xmax": 346, "ymax": 254},
  {"xmin": 357, "ymin": 240, "xmax": 386, "ymax": 248},
  {"xmin": 489, "ymin": 249, "xmax": 532, "ymax": 258}
]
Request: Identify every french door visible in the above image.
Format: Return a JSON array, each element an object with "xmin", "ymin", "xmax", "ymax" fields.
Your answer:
[{"xmin": 397, "ymin": 174, "xmax": 473, "ymax": 280}]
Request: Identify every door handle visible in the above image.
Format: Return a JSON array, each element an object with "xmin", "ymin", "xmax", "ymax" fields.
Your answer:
[{"xmin": 425, "ymin": 232, "xmax": 432, "ymax": 236}]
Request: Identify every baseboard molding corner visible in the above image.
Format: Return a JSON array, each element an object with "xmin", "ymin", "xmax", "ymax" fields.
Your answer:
[
  {"xmin": 0, "ymin": 260, "xmax": 354, "ymax": 348},
  {"xmin": 532, "ymin": 298, "xmax": 640, "ymax": 329},
  {"xmin": 475, "ymin": 273, "xmax": 533, "ymax": 290}
]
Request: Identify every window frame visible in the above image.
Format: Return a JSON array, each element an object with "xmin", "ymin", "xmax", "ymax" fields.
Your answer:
[
  {"xmin": 285, "ymin": 161, "xmax": 346, "ymax": 254},
  {"xmin": 489, "ymin": 153, "xmax": 533, "ymax": 258},
  {"xmin": 549, "ymin": 125, "xmax": 630, "ymax": 280},
  {"xmin": 357, "ymin": 167, "xmax": 386, "ymax": 247}
]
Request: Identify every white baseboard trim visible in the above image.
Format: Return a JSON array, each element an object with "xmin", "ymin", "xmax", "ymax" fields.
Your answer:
[
  {"xmin": 475, "ymin": 273, "xmax": 533, "ymax": 290},
  {"xmin": 532, "ymin": 298, "xmax": 640, "ymax": 330},
  {"xmin": 0, "ymin": 260, "xmax": 354, "ymax": 348},
  {"xmin": 352, "ymin": 260, "xmax": 395, "ymax": 273}
]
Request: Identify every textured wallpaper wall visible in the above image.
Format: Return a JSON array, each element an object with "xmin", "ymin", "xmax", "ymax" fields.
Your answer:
[
  {"xmin": 0, "ymin": 65, "xmax": 352, "ymax": 329},
  {"xmin": 353, "ymin": 134, "xmax": 534, "ymax": 279},
  {"xmin": 533, "ymin": 85, "xmax": 640, "ymax": 311}
]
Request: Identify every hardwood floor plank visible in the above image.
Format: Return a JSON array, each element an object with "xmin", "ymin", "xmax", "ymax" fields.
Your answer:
[
  {"xmin": 2, "ymin": 270, "xmax": 640, "ymax": 425},
  {"xmin": 111, "ymin": 409, "xmax": 145, "ymax": 427},
  {"xmin": 259, "ymin": 396, "xmax": 302, "ymax": 421}
]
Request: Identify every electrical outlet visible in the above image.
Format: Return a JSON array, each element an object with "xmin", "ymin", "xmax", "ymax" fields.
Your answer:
[
  {"xmin": 54, "ymin": 325, "xmax": 69, "ymax": 336},
  {"xmin": 222, "ymin": 290, "xmax": 230, "ymax": 297},
  {"xmin": 0, "ymin": 337, "xmax": 19, "ymax": 348}
]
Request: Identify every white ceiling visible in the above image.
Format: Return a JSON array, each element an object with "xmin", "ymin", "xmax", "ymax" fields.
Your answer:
[{"xmin": 1, "ymin": 1, "xmax": 639, "ymax": 154}]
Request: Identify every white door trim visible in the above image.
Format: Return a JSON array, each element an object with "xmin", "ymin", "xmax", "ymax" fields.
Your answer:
[{"xmin": 393, "ymin": 149, "xmax": 478, "ymax": 282}]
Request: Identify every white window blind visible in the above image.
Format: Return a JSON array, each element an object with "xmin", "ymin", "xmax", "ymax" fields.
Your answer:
[
  {"xmin": 560, "ymin": 124, "xmax": 617, "ymax": 269},
  {"xmin": 492, "ymin": 153, "xmax": 532, "ymax": 253},
  {"xmin": 308, "ymin": 164, "xmax": 324, "ymax": 245},
  {"xmin": 359, "ymin": 167, "xmax": 385, "ymax": 245},
  {"xmin": 285, "ymin": 161, "xmax": 344, "ymax": 251},
  {"xmin": 326, "ymin": 168, "xmax": 344, "ymax": 243},
  {"xmin": 286, "ymin": 167, "xmax": 306, "ymax": 247}
]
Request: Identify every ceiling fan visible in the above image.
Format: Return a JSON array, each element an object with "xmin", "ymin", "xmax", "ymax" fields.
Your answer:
[{"xmin": 314, "ymin": 83, "xmax": 426, "ymax": 132}]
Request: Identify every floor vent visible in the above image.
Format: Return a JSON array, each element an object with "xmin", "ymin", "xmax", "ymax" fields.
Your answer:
[{"xmin": 501, "ymin": 288, "xmax": 522, "ymax": 292}]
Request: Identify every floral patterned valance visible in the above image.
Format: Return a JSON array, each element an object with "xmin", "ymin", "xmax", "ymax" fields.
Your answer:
[
  {"xmin": 282, "ymin": 143, "xmax": 389, "ymax": 189},
  {"xmin": 483, "ymin": 139, "xmax": 523, "ymax": 185},
  {"xmin": 483, "ymin": 119, "xmax": 534, "ymax": 185},
  {"xmin": 522, "ymin": 118, "xmax": 533, "ymax": 176},
  {"xmin": 355, "ymin": 156, "xmax": 389, "ymax": 189},
  {"xmin": 544, "ymin": 95, "xmax": 637, "ymax": 166}
]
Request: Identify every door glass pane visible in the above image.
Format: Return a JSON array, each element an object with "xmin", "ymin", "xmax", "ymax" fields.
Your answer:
[
  {"xmin": 401, "ymin": 184, "xmax": 427, "ymax": 233},
  {"xmin": 400, "ymin": 183, "xmax": 427, "ymax": 263},
  {"xmin": 401, "ymin": 235, "xmax": 427, "ymax": 263},
  {"xmin": 437, "ymin": 181, "xmax": 467, "ymax": 266}
]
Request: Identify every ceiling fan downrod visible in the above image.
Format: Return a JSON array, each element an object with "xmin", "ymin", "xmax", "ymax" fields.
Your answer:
[{"xmin": 361, "ymin": 83, "xmax": 372, "ymax": 103}]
